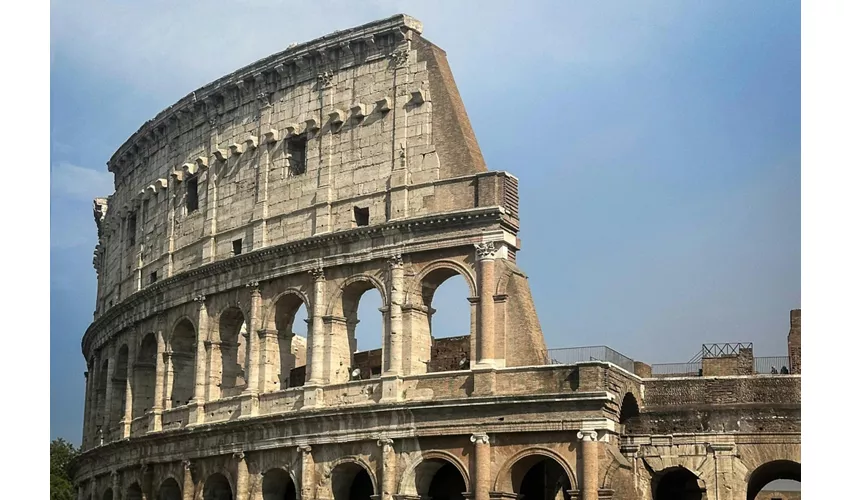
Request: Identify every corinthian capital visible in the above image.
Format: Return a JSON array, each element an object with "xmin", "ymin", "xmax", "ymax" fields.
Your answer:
[
  {"xmin": 308, "ymin": 267, "xmax": 325, "ymax": 281},
  {"xmin": 475, "ymin": 242, "xmax": 497, "ymax": 260},
  {"xmin": 388, "ymin": 254, "xmax": 404, "ymax": 269}
]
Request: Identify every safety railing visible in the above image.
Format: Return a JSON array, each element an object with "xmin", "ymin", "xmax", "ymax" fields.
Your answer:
[
  {"xmin": 546, "ymin": 346, "xmax": 635, "ymax": 373},
  {"xmin": 650, "ymin": 362, "xmax": 702, "ymax": 377},
  {"xmin": 754, "ymin": 356, "xmax": 791, "ymax": 374}
]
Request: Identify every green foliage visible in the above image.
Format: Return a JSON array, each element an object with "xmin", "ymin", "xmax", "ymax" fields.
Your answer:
[{"xmin": 51, "ymin": 438, "xmax": 78, "ymax": 500}]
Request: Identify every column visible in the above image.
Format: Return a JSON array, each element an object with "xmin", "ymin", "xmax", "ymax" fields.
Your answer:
[
  {"xmin": 182, "ymin": 460, "xmax": 195, "ymax": 500},
  {"xmin": 90, "ymin": 475, "xmax": 97, "ymax": 500},
  {"xmin": 234, "ymin": 452, "xmax": 249, "ymax": 500},
  {"xmin": 258, "ymin": 329, "xmax": 280, "ymax": 392},
  {"xmin": 577, "ymin": 430, "xmax": 598, "ymax": 500},
  {"xmin": 103, "ymin": 352, "xmax": 116, "ymax": 438},
  {"xmin": 299, "ymin": 445, "xmax": 314, "ymax": 500},
  {"xmin": 82, "ymin": 369, "xmax": 92, "ymax": 448},
  {"xmin": 192, "ymin": 295, "xmax": 209, "ymax": 406},
  {"xmin": 474, "ymin": 243, "xmax": 497, "ymax": 365},
  {"xmin": 162, "ymin": 352, "xmax": 174, "ymax": 409},
  {"xmin": 386, "ymin": 255, "xmax": 404, "ymax": 375},
  {"xmin": 245, "ymin": 281, "xmax": 262, "ymax": 395},
  {"xmin": 90, "ymin": 351, "xmax": 103, "ymax": 445},
  {"xmin": 378, "ymin": 436, "xmax": 395, "ymax": 500},
  {"xmin": 151, "ymin": 329, "xmax": 165, "ymax": 432},
  {"xmin": 111, "ymin": 471, "xmax": 120, "ymax": 500},
  {"xmin": 122, "ymin": 340, "xmax": 136, "ymax": 438},
  {"xmin": 307, "ymin": 268, "xmax": 325, "ymax": 385},
  {"xmin": 77, "ymin": 484, "xmax": 85, "ymax": 500},
  {"xmin": 470, "ymin": 433, "xmax": 490, "ymax": 500}
]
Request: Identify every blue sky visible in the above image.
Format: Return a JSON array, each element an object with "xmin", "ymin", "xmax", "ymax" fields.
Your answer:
[{"xmin": 51, "ymin": 1, "xmax": 800, "ymax": 446}]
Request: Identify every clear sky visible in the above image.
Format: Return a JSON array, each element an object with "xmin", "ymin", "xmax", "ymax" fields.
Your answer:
[{"xmin": 50, "ymin": 0, "xmax": 800, "ymax": 447}]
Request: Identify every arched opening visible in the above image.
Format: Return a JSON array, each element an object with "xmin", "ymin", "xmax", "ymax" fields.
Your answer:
[
  {"xmin": 95, "ymin": 358, "xmax": 109, "ymax": 432},
  {"xmin": 102, "ymin": 488, "xmax": 113, "ymax": 500},
  {"xmin": 159, "ymin": 477, "xmax": 182, "ymax": 500},
  {"xmin": 203, "ymin": 473, "xmax": 233, "ymax": 500},
  {"xmin": 133, "ymin": 333, "xmax": 157, "ymax": 418},
  {"xmin": 653, "ymin": 467, "xmax": 704, "ymax": 500},
  {"xmin": 126, "ymin": 483, "xmax": 143, "ymax": 500},
  {"xmin": 217, "ymin": 307, "xmax": 248, "ymax": 399},
  {"xmin": 110, "ymin": 345, "xmax": 129, "ymax": 425},
  {"xmin": 421, "ymin": 268, "xmax": 473, "ymax": 373},
  {"xmin": 331, "ymin": 462, "xmax": 374, "ymax": 500},
  {"xmin": 273, "ymin": 293, "xmax": 309, "ymax": 390},
  {"xmin": 170, "ymin": 319, "xmax": 197, "ymax": 408},
  {"xmin": 511, "ymin": 455, "xmax": 573, "ymax": 500},
  {"xmin": 746, "ymin": 460, "xmax": 800, "ymax": 500},
  {"xmin": 262, "ymin": 468, "xmax": 297, "ymax": 500},
  {"xmin": 338, "ymin": 280, "xmax": 384, "ymax": 383},
  {"xmin": 619, "ymin": 392, "xmax": 639, "ymax": 433},
  {"xmin": 414, "ymin": 458, "xmax": 467, "ymax": 500}
]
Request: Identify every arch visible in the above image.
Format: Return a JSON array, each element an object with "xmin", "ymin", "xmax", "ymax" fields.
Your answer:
[
  {"xmin": 170, "ymin": 318, "xmax": 197, "ymax": 407},
  {"xmin": 159, "ymin": 477, "xmax": 182, "ymax": 500},
  {"xmin": 327, "ymin": 457, "xmax": 378, "ymax": 500},
  {"xmin": 652, "ymin": 466, "xmax": 705, "ymax": 500},
  {"xmin": 262, "ymin": 288, "xmax": 311, "ymax": 330},
  {"xmin": 203, "ymin": 472, "xmax": 234, "ymax": 500},
  {"xmin": 745, "ymin": 460, "xmax": 800, "ymax": 500},
  {"xmin": 326, "ymin": 274, "xmax": 388, "ymax": 318},
  {"xmin": 262, "ymin": 467, "xmax": 299, "ymax": 500},
  {"xmin": 412, "ymin": 259, "xmax": 476, "ymax": 302},
  {"xmin": 95, "ymin": 357, "xmax": 109, "ymax": 429},
  {"xmin": 397, "ymin": 451, "xmax": 470, "ymax": 500},
  {"xmin": 494, "ymin": 447, "xmax": 578, "ymax": 494},
  {"xmin": 110, "ymin": 344, "xmax": 130, "ymax": 424},
  {"xmin": 169, "ymin": 315, "xmax": 198, "ymax": 342},
  {"xmin": 126, "ymin": 482, "xmax": 143, "ymax": 500},
  {"xmin": 133, "ymin": 332, "xmax": 158, "ymax": 418},
  {"xmin": 102, "ymin": 488, "xmax": 113, "ymax": 500},
  {"xmin": 619, "ymin": 392, "xmax": 639, "ymax": 431},
  {"xmin": 266, "ymin": 290, "xmax": 310, "ymax": 391},
  {"xmin": 216, "ymin": 306, "xmax": 248, "ymax": 399}
]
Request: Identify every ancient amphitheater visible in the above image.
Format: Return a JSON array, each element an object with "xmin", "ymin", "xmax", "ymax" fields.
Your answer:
[{"xmin": 72, "ymin": 15, "xmax": 801, "ymax": 500}]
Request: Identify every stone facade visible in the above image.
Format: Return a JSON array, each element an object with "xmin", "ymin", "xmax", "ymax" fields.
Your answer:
[{"xmin": 73, "ymin": 15, "xmax": 800, "ymax": 500}]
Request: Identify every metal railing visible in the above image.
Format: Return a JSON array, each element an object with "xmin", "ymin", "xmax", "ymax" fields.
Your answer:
[
  {"xmin": 650, "ymin": 362, "xmax": 702, "ymax": 377},
  {"xmin": 754, "ymin": 356, "xmax": 791, "ymax": 374},
  {"xmin": 701, "ymin": 342, "xmax": 753, "ymax": 358},
  {"xmin": 546, "ymin": 346, "xmax": 635, "ymax": 373}
]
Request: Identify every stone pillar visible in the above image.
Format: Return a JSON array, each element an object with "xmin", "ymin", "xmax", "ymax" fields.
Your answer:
[
  {"xmin": 788, "ymin": 308, "xmax": 801, "ymax": 374},
  {"xmin": 151, "ymin": 328, "xmax": 166, "ymax": 432},
  {"xmin": 103, "ymin": 351, "xmax": 117, "ymax": 437},
  {"xmin": 577, "ymin": 430, "xmax": 598, "ymax": 500},
  {"xmin": 191, "ymin": 295, "xmax": 208, "ymax": 424},
  {"xmin": 182, "ymin": 460, "xmax": 195, "ymax": 500},
  {"xmin": 122, "ymin": 340, "xmax": 136, "ymax": 438},
  {"xmin": 90, "ymin": 475, "xmax": 97, "ymax": 500},
  {"xmin": 378, "ymin": 436, "xmax": 395, "ymax": 500},
  {"xmin": 258, "ymin": 329, "xmax": 280, "ymax": 392},
  {"xmin": 299, "ymin": 445, "xmax": 314, "ymax": 500},
  {"xmin": 387, "ymin": 255, "xmax": 404, "ymax": 375},
  {"xmin": 162, "ymin": 352, "xmax": 174, "ymax": 409},
  {"xmin": 82, "ymin": 369, "xmax": 92, "ymax": 448},
  {"xmin": 235, "ymin": 452, "xmax": 249, "ymax": 500},
  {"xmin": 111, "ymin": 471, "xmax": 120, "ymax": 500},
  {"xmin": 245, "ymin": 281, "xmax": 262, "ymax": 397},
  {"xmin": 470, "ymin": 433, "xmax": 491, "ymax": 500},
  {"xmin": 474, "ymin": 243, "xmax": 497, "ymax": 365},
  {"xmin": 307, "ymin": 268, "xmax": 326, "ymax": 385},
  {"xmin": 90, "ymin": 351, "xmax": 103, "ymax": 445}
]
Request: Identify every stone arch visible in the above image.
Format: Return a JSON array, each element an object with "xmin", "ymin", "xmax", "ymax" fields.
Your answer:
[
  {"xmin": 493, "ymin": 447, "xmax": 577, "ymax": 495},
  {"xmin": 101, "ymin": 488, "xmax": 113, "ymax": 500},
  {"xmin": 745, "ymin": 460, "xmax": 800, "ymax": 500},
  {"xmin": 324, "ymin": 456, "xmax": 378, "ymax": 500},
  {"xmin": 397, "ymin": 450, "xmax": 471, "ymax": 497},
  {"xmin": 214, "ymin": 306, "xmax": 248, "ymax": 399},
  {"xmin": 133, "ymin": 332, "xmax": 158, "ymax": 418},
  {"xmin": 619, "ymin": 392, "xmax": 640, "ymax": 431},
  {"xmin": 202, "ymin": 471, "xmax": 234, "ymax": 500},
  {"xmin": 110, "ymin": 344, "xmax": 130, "ymax": 425},
  {"xmin": 158, "ymin": 476, "xmax": 182, "ymax": 500},
  {"xmin": 169, "ymin": 318, "xmax": 197, "ymax": 408},
  {"xmin": 125, "ymin": 482, "xmax": 143, "ymax": 500},
  {"xmin": 651, "ymin": 466, "xmax": 706, "ymax": 500},
  {"xmin": 169, "ymin": 315, "xmax": 198, "ymax": 342},
  {"xmin": 412, "ymin": 259, "xmax": 477, "ymax": 302},
  {"xmin": 261, "ymin": 466, "xmax": 300, "ymax": 500},
  {"xmin": 263, "ymin": 289, "xmax": 311, "ymax": 391},
  {"xmin": 326, "ymin": 274, "xmax": 388, "ymax": 318}
]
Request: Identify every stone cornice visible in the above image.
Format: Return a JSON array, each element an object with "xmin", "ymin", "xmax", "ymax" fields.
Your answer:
[
  {"xmin": 82, "ymin": 206, "xmax": 511, "ymax": 355},
  {"xmin": 107, "ymin": 14, "xmax": 422, "ymax": 177}
]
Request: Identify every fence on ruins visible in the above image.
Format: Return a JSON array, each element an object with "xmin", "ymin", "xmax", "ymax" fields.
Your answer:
[
  {"xmin": 754, "ymin": 356, "xmax": 791, "ymax": 374},
  {"xmin": 546, "ymin": 346, "xmax": 635, "ymax": 373},
  {"xmin": 649, "ymin": 361, "xmax": 702, "ymax": 377}
]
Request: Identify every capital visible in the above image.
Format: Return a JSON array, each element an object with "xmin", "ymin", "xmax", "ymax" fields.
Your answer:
[
  {"xmin": 246, "ymin": 280, "xmax": 260, "ymax": 289},
  {"xmin": 233, "ymin": 451, "xmax": 245, "ymax": 461},
  {"xmin": 309, "ymin": 267, "xmax": 325, "ymax": 281},
  {"xmin": 298, "ymin": 444, "xmax": 312, "ymax": 454},
  {"xmin": 182, "ymin": 459, "xmax": 193, "ymax": 471},
  {"xmin": 474, "ymin": 242, "xmax": 497, "ymax": 261},
  {"xmin": 577, "ymin": 430, "xmax": 598, "ymax": 442},
  {"xmin": 378, "ymin": 436, "xmax": 394, "ymax": 449},
  {"xmin": 111, "ymin": 470, "xmax": 119, "ymax": 480},
  {"xmin": 193, "ymin": 294, "xmax": 207, "ymax": 303},
  {"xmin": 388, "ymin": 254, "xmax": 404, "ymax": 269},
  {"xmin": 470, "ymin": 433, "xmax": 489, "ymax": 445}
]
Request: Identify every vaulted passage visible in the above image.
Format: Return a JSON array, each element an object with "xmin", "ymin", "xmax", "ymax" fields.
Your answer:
[
  {"xmin": 746, "ymin": 460, "xmax": 801, "ymax": 500},
  {"xmin": 262, "ymin": 468, "xmax": 297, "ymax": 500},
  {"xmin": 421, "ymin": 269, "xmax": 473, "ymax": 373},
  {"xmin": 217, "ymin": 307, "xmax": 247, "ymax": 399},
  {"xmin": 170, "ymin": 319, "xmax": 196, "ymax": 407},
  {"xmin": 203, "ymin": 473, "xmax": 233, "ymax": 500},
  {"xmin": 424, "ymin": 460, "xmax": 467, "ymax": 500},
  {"xmin": 158, "ymin": 477, "xmax": 182, "ymax": 500},
  {"xmin": 331, "ymin": 462, "xmax": 374, "ymax": 500},
  {"xmin": 513, "ymin": 455, "xmax": 572, "ymax": 500},
  {"xmin": 654, "ymin": 467, "xmax": 703, "ymax": 500},
  {"xmin": 125, "ymin": 483, "xmax": 142, "ymax": 500},
  {"xmin": 110, "ymin": 345, "xmax": 129, "ymax": 425},
  {"xmin": 133, "ymin": 333, "xmax": 157, "ymax": 418},
  {"xmin": 272, "ymin": 293, "xmax": 309, "ymax": 390}
]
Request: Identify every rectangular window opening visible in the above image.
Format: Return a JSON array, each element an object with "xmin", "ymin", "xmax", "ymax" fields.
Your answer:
[
  {"xmin": 286, "ymin": 135, "xmax": 307, "ymax": 176},
  {"xmin": 232, "ymin": 239, "xmax": 243, "ymax": 256},
  {"xmin": 127, "ymin": 213, "xmax": 137, "ymax": 247},
  {"xmin": 186, "ymin": 176, "xmax": 199, "ymax": 212},
  {"xmin": 150, "ymin": 271, "xmax": 158, "ymax": 284},
  {"xmin": 353, "ymin": 206, "xmax": 369, "ymax": 227}
]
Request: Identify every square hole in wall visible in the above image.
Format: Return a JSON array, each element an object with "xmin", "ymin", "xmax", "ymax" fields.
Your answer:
[
  {"xmin": 127, "ymin": 212, "xmax": 137, "ymax": 247},
  {"xmin": 286, "ymin": 135, "xmax": 307, "ymax": 176},
  {"xmin": 232, "ymin": 239, "xmax": 243, "ymax": 256},
  {"xmin": 353, "ymin": 206, "xmax": 369, "ymax": 227},
  {"xmin": 186, "ymin": 176, "xmax": 199, "ymax": 212},
  {"xmin": 150, "ymin": 271, "xmax": 158, "ymax": 284}
]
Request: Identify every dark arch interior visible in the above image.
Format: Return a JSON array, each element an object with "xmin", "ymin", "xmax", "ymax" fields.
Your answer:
[
  {"xmin": 654, "ymin": 467, "xmax": 703, "ymax": 500},
  {"xmin": 170, "ymin": 319, "xmax": 197, "ymax": 407},
  {"xmin": 426, "ymin": 461, "xmax": 466, "ymax": 500},
  {"xmin": 513, "ymin": 456, "xmax": 572, "ymax": 500},
  {"xmin": 275, "ymin": 293, "xmax": 309, "ymax": 389},
  {"xmin": 102, "ymin": 488, "xmax": 113, "ymax": 500},
  {"xmin": 134, "ymin": 333, "xmax": 157, "ymax": 418},
  {"xmin": 746, "ymin": 460, "xmax": 801, "ymax": 500},
  {"xmin": 126, "ymin": 483, "xmax": 143, "ymax": 500},
  {"xmin": 262, "ymin": 468, "xmax": 297, "ymax": 500},
  {"xmin": 159, "ymin": 478, "xmax": 182, "ymax": 500},
  {"xmin": 111, "ymin": 345, "xmax": 129, "ymax": 423},
  {"xmin": 341, "ymin": 280, "xmax": 384, "ymax": 379},
  {"xmin": 204, "ymin": 473, "xmax": 233, "ymax": 500},
  {"xmin": 219, "ymin": 307, "xmax": 247, "ymax": 398},
  {"xmin": 331, "ymin": 462, "xmax": 374, "ymax": 500},
  {"xmin": 620, "ymin": 392, "xmax": 639, "ymax": 430}
]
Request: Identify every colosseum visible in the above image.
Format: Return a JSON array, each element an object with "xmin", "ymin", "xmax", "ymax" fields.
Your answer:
[{"xmin": 73, "ymin": 14, "xmax": 801, "ymax": 500}]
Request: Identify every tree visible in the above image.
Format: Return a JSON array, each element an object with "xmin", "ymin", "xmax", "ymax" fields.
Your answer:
[{"xmin": 51, "ymin": 438, "xmax": 78, "ymax": 500}]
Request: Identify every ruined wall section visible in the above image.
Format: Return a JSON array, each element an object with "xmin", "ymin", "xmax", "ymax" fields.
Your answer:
[{"xmin": 91, "ymin": 15, "xmax": 503, "ymax": 318}]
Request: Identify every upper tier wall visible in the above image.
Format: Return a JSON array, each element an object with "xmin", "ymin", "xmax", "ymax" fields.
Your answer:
[{"xmin": 91, "ymin": 14, "xmax": 501, "ymax": 318}]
